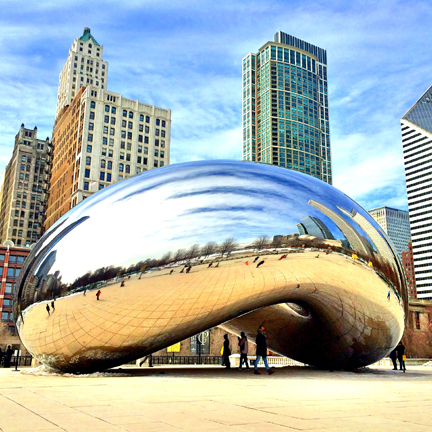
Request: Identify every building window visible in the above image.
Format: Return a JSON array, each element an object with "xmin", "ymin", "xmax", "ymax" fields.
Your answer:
[
  {"xmin": 103, "ymin": 126, "xmax": 108, "ymax": 134},
  {"xmin": 123, "ymin": 110, "xmax": 127, "ymax": 117},
  {"xmin": 119, "ymin": 163, "xmax": 124, "ymax": 172},
  {"xmin": 104, "ymin": 115, "xmax": 109, "ymax": 123},
  {"xmin": 154, "ymin": 161, "xmax": 158, "ymax": 168},
  {"xmin": 125, "ymin": 165, "xmax": 130, "ymax": 173},
  {"xmin": 89, "ymin": 123, "xmax": 94, "ymax": 130},
  {"xmin": 85, "ymin": 169, "xmax": 90, "ymax": 178},
  {"xmin": 103, "ymin": 137, "xmax": 108, "ymax": 145},
  {"xmin": 138, "ymin": 145, "xmax": 142, "ymax": 153},
  {"xmin": 154, "ymin": 150, "xmax": 159, "ymax": 157},
  {"xmin": 144, "ymin": 157, "xmax": 148, "ymax": 165},
  {"xmin": 88, "ymin": 134, "xmax": 93, "ymax": 142},
  {"xmin": 107, "ymin": 173, "xmax": 111, "ymax": 182},
  {"xmin": 90, "ymin": 101, "xmax": 95, "ymax": 108},
  {"xmin": 415, "ymin": 312, "xmax": 421, "ymax": 330},
  {"xmin": 145, "ymin": 126, "xmax": 149, "ymax": 133},
  {"xmin": 155, "ymin": 129, "xmax": 160, "ymax": 136},
  {"xmin": 137, "ymin": 156, "xmax": 142, "ymax": 163},
  {"xmin": 127, "ymin": 132, "xmax": 132, "ymax": 140},
  {"xmin": 100, "ymin": 172, "xmax": 105, "ymax": 181},
  {"xmin": 161, "ymin": 130, "xmax": 166, "ymax": 137},
  {"xmin": 120, "ymin": 152, "xmax": 125, "ymax": 160},
  {"xmin": 160, "ymin": 161, "xmax": 164, "ymax": 167},
  {"xmin": 162, "ymin": 120, "xmax": 166, "ymax": 127},
  {"xmin": 110, "ymin": 128, "xmax": 115, "ymax": 136},
  {"xmin": 155, "ymin": 139, "xmax": 159, "ymax": 146},
  {"xmin": 101, "ymin": 160, "xmax": 106, "ymax": 168},
  {"xmin": 121, "ymin": 141, "xmax": 125, "ymax": 149},
  {"xmin": 84, "ymin": 181, "xmax": 89, "ymax": 191},
  {"xmin": 111, "ymin": 117, "xmax": 116, "ymax": 125},
  {"xmin": 87, "ymin": 145, "xmax": 92, "ymax": 153},
  {"xmin": 112, "ymin": 107, "xmax": 116, "ymax": 114},
  {"xmin": 144, "ymin": 136, "xmax": 149, "ymax": 144},
  {"xmin": 90, "ymin": 111, "xmax": 95, "ymax": 119},
  {"xmin": 107, "ymin": 161, "xmax": 112, "ymax": 169},
  {"xmin": 126, "ymin": 154, "xmax": 131, "ymax": 162},
  {"xmin": 140, "ymin": 114, "xmax": 144, "ymax": 121},
  {"xmin": 129, "ymin": 112, "xmax": 133, "ymax": 119},
  {"xmin": 146, "ymin": 116, "xmax": 150, "ymax": 123},
  {"xmin": 105, "ymin": 105, "xmax": 110, "ymax": 112},
  {"xmin": 138, "ymin": 135, "xmax": 143, "ymax": 142}
]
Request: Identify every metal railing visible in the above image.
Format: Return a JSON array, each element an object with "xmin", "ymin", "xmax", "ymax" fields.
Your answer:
[
  {"xmin": 151, "ymin": 356, "xmax": 223, "ymax": 365},
  {"xmin": 1, "ymin": 356, "xmax": 33, "ymax": 367}
]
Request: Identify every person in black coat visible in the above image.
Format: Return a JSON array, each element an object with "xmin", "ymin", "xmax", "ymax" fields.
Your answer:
[
  {"xmin": 254, "ymin": 326, "xmax": 275, "ymax": 375},
  {"xmin": 222, "ymin": 334, "xmax": 231, "ymax": 369},
  {"xmin": 389, "ymin": 347, "xmax": 398, "ymax": 370},
  {"xmin": 397, "ymin": 341, "xmax": 406, "ymax": 371},
  {"xmin": 4, "ymin": 345, "xmax": 13, "ymax": 368}
]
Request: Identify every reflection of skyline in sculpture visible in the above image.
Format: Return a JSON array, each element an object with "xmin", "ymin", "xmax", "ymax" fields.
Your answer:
[
  {"xmin": 298, "ymin": 216, "xmax": 335, "ymax": 240},
  {"xmin": 13, "ymin": 160, "xmax": 407, "ymax": 373},
  {"xmin": 338, "ymin": 207, "xmax": 396, "ymax": 267},
  {"xmin": 308, "ymin": 200, "xmax": 373, "ymax": 255}
]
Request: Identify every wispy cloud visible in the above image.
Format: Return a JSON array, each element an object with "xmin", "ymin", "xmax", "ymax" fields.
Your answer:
[{"xmin": 1, "ymin": 0, "xmax": 431, "ymax": 212}]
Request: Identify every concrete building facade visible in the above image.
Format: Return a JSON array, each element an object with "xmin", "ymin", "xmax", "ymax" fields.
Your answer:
[
  {"xmin": 402, "ymin": 241, "xmax": 417, "ymax": 299},
  {"xmin": 368, "ymin": 206, "xmax": 411, "ymax": 262},
  {"xmin": 242, "ymin": 31, "xmax": 331, "ymax": 183},
  {"xmin": 56, "ymin": 27, "xmax": 108, "ymax": 117},
  {"xmin": 401, "ymin": 85, "xmax": 432, "ymax": 300},
  {"xmin": 0, "ymin": 125, "xmax": 52, "ymax": 247},
  {"xmin": 45, "ymin": 86, "xmax": 171, "ymax": 231}
]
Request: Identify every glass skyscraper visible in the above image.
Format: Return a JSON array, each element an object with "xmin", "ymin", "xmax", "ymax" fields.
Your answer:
[{"xmin": 242, "ymin": 31, "xmax": 331, "ymax": 183}]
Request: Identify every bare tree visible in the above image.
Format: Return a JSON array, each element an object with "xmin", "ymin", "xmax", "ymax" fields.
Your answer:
[
  {"xmin": 158, "ymin": 252, "xmax": 172, "ymax": 266},
  {"xmin": 201, "ymin": 241, "xmax": 218, "ymax": 258},
  {"xmin": 173, "ymin": 249, "xmax": 186, "ymax": 263},
  {"xmin": 252, "ymin": 235, "xmax": 270, "ymax": 251},
  {"xmin": 185, "ymin": 244, "xmax": 200, "ymax": 260},
  {"xmin": 219, "ymin": 238, "xmax": 238, "ymax": 257}
]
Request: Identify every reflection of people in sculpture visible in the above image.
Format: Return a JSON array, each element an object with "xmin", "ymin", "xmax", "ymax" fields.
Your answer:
[
  {"xmin": 256, "ymin": 260, "xmax": 265, "ymax": 268},
  {"xmin": 222, "ymin": 334, "xmax": 231, "ymax": 369},
  {"xmin": 254, "ymin": 326, "xmax": 275, "ymax": 375},
  {"xmin": 278, "ymin": 255, "xmax": 286, "ymax": 260},
  {"xmin": 253, "ymin": 256, "xmax": 260, "ymax": 263},
  {"xmin": 120, "ymin": 281, "xmax": 125, "ymax": 287},
  {"xmin": 208, "ymin": 262, "xmax": 213, "ymax": 268},
  {"xmin": 46, "ymin": 304, "xmax": 50, "ymax": 316},
  {"xmin": 390, "ymin": 348, "xmax": 398, "ymax": 370},
  {"xmin": 83, "ymin": 289, "xmax": 86, "ymax": 296},
  {"xmin": 186, "ymin": 266, "xmax": 191, "ymax": 273},
  {"xmin": 387, "ymin": 291, "xmax": 390, "ymax": 300},
  {"xmin": 96, "ymin": 290, "xmax": 101, "ymax": 300},
  {"xmin": 170, "ymin": 270, "xmax": 174, "ymax": 275},
  {"xmin": 51, "ymin": 300, "xmax": 55, "ymax": 311}
]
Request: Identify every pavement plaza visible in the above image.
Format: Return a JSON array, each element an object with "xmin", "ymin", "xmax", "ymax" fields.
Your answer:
[{"xmin": 1, "ymin": 365, "xmax": 432, "ymax": 432}]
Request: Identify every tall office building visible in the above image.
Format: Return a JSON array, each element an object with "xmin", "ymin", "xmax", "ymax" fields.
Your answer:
[
  {"xmin": 45, "ymin": 29, "xmax": 171, "ymax": 231},
  {"xmin": 402, "ymin": 242, "xmax": 417, "ymax": 299},
  {"xmin": 368, "ymin": 206, "xmax": 411, "ymax": 261},
  {"xmin": 297, "ymin": 216, "xmax": 334, "ymax": 239},
  {"xmin": 56, "ymin": 27, "xmax": 108, "ymax": 117},
  {"xmin": 0, "ymin": 125, "xmax": 52, "ymax": 247},
  {"xmin": 242, "ymin": 31, "xmax": 331, "ymax": 183},
  {"xmin": 401, "ymin": 85, "xmax": 432, "ymax": 300}
]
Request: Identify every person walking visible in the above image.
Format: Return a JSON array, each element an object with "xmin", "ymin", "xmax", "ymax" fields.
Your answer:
[
  {"xmin": 397, "ymin": 341, "xmax": 406, "ymax": 372},
  {"xmin": 51, "ymin": 300, "xmax": 55, "ymax": 311},
  {"xmin": 46, "ymin": 304, "xmax": 50, "ymax": 316},
  {"xmin": 4, "ymin": 345, "xmax": 13, "ymax": 368},
  {"xmin": 389, "ymin": 347, "xmax": 398, "ymax": 370},
  {"xmin": 96, "ymin": 290, "xmax": 101, "ymax": 301},
  {"xmin": 238, "ymin": 332, "xmax": 249, "ymax": 370},
  {"xmin": 254, "ymin": 326, "xmax": 275, "ymax": 375},
  {"xmin": 222, "ymin": 334, "xmax": 231, "ymax": 369}
]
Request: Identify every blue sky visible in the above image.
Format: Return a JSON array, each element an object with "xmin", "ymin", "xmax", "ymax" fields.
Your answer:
[{"xmin": 1, "ymin": 0, "xmax": 431, "ymax": 211}]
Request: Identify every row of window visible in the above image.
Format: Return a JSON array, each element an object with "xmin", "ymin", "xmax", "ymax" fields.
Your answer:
[
  {"xmin": 0, "ymin": 255, "xmax": 25, "ymax": 264},
  {"xmin": 0, "ymin": 267, "xmax": 21, "ymax": 278}
]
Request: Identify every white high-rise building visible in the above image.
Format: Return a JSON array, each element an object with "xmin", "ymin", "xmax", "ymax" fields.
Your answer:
[
  {"xmin": 368, "ymin": 207, "xmax": 411, "ymax": 262},
  {"xmin": 56, "ymin": 28, "xmax": 108, "ymax": 117},
  {"xmin": 401, "ymin": 85, "xmax": 432, "ymax": 300}
]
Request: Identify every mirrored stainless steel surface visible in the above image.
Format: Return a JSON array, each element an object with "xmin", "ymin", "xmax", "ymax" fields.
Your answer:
[{"xmin": 14, "ymin": 160, "xmax": 407, "ymax": 372}]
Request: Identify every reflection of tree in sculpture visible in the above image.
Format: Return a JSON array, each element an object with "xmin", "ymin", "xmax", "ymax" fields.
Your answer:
[
  {"xmin": 252, "ymin": 235, "xmax": 270, "ymax": 251},
  {"xmin": 219, "ymin": 238, "xmax": 238, "ymax": 257},
  {"xmin": 200, "ymin": 241, "xmax": 218, "ymax": 258}
]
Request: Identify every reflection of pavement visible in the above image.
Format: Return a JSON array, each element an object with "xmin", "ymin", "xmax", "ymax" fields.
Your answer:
[{"xmin": 19, "ymin": 251, "xmax": 404, "ymax": 372}]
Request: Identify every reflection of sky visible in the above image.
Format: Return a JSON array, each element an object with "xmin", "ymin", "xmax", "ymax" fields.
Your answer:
[{"xmin": 37, "ymin": 161, "xmax": 390, "ymax": 284}]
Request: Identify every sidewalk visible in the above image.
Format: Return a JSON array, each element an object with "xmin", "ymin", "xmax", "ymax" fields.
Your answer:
[{"xmin": 0, "ymin": 365, "xmax": 432, "ymax": 431}]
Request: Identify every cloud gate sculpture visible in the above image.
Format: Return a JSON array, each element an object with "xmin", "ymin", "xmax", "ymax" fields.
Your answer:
[{"xmin": 14, "ymin": 160, "xmax": 407, "ymax": 373}]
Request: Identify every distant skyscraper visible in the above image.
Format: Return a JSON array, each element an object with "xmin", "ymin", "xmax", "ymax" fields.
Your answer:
[
  {"xmin": 401, "ymin": 85, "xmax": 432, "ymax": 300},
  {"xmin": 56, "ymin": 28, "xmax": 108, "ymax": 117},
  {"xmin": 0, "ymin": 125, "xmax": 52, "ymax": 247},
  {"xmin": 242, "ymin": 31, "xmax": 331, "ymax": 183},
  {"xmin": 298, "ymin": 216, "xmax": 334, "ymax": 239},
  {"xmin": 368, "ymin": 207, "xmax": 410, "ymax": 261}
]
